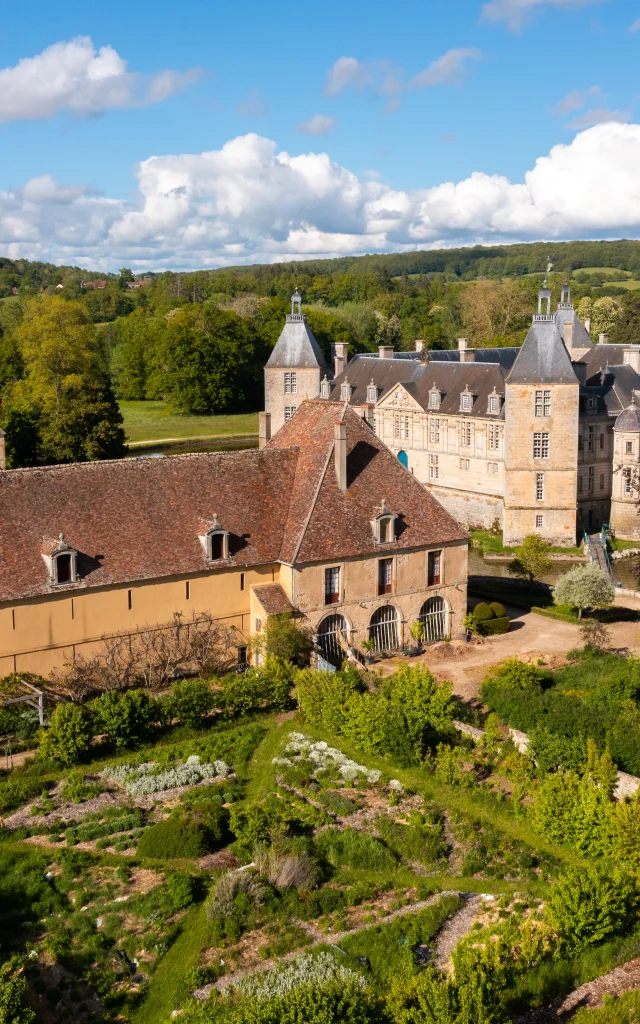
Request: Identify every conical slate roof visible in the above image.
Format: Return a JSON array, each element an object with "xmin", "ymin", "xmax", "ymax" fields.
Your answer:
[
  {"xmin": 554, "ymin": 305, "xmax": 593, "ymax": 352},
  {"xmin": 507, "ymin": 316, "xmax": 579, "ymax": 386},
  {"xmin": 614, "ymin": 396, "xmax": 640, "ymax": 432},
  {"xmin": 265, "ymin": 314, "xmax": 328, "ymax": 370}
]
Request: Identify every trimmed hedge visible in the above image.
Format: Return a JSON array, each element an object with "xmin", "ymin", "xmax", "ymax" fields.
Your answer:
[
  {"xmin": 137, "ymin": 806, "xmax": 230, "ymax": 859},
  {"xmin": 471, "ymin": 600, "xmax": 510, "ymax": 636},
  {"xmin": 473, "ymin": 602, "xmax": 494, "ymax": 621},
  {"xmin": 489, "ymin": 602, "xmax": 506, "ymax": 618},
  {"xmin": 480, "ymin": 616, "xmax": 510, "ymax": 636}
]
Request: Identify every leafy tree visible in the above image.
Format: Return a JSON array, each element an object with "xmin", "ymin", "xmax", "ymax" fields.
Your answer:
[
  {"xmin": 553, "ymin": 564, "xmax": 615, "ymax": 621},
  {"xmin": 295, "ymin": 667, "xmax": 363, "ymax": 734},
  {"xmin": 168, "ymin": 678, "xmax": 215, "ymax": 727},
  {"xmin": 546, "ymin": 866, "xmax": 637, "ymax": 950},
  {"xmin": 91, "ymin": 689, "xmax": 161, "ymax": 747},
  {"xmin": 110, "ymin": 308, "xmax": 167, "ymax": 399},
  {"xmin": 577, "ymin": 295, "xmax": 620, "ymax": 336},
  {"xmin": 0, "ymin": 956, "xmax": 36, "ymax": 1024},
  {"xmin": 38, "ymin": 702, "xmax": 94, "ymax": 765},
  {"xmin": 609, "ymin": 291, "xmax": 640, "ymax": 345},
  {"xmin": 508, "ymin": 535, "xmax": 553, "ymax": 583},
  {"xmin": 608, "ymin": 798, "xmax": 640, "ymax": 870},
  {"xmin": 261, "ymin": 614, "xmax": 314, "ymax": 667}
]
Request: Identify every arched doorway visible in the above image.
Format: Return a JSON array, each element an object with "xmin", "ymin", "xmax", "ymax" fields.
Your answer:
[
  {"xmin": 317, "ymin": 614, "xmax": 349, "ymax": 668},
  {"xmin": 419, "ymin": 596, "xmax": 448, "ymax": 644},
  {"xmin": 397, "ymin": 450, "xmax": 409, "ymax": 469},
  {"xmin": 369, "ymin": 605, "xmax": 399, "ymax": 653}
]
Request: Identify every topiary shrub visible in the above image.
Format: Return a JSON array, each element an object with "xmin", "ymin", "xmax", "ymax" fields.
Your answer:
[
  {"xmin": 472, "ymin": 602, "xmax": 494, "ymax": 622},
  {"xmin": 480, "ymin": 616, "xmax": 510, "ymax": 636},
  {"xmin": 489, "ymin": 602, "xmax": 506, "ymax": 618},
  {"xmin": 137, "ymin": 815, "xmax": 213, "ymax": 859}
]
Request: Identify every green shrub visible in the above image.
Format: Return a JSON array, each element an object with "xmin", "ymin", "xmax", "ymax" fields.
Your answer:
[
  {"xmin": 489, "ymin": 602, "xmax": 506, "ymax": 618},
  {"xmin": 546, "ymin": 866, "xmax": 637, "ymax": 951},
  {"xmin": 314, "ymin": 827, "xmax": 396, "ymax": 871},
  {"xmin": 317, "ymin": 791, "xmax": 359, "ymax": 816},
  {"xmin": 136, "ymin": 815, "xmax": 213, "ymax": 859},
  {"xmin": 572, "ymin": 990, "xmax": 640, "ymax": 1024},
  {"xmin": 91, "ymin": 689, "xmax": 161, "ymax": 748},
  {"xmin": 167, "ymin": 679, "xmax": 215, "ymax": 727},
  {"xmin": 166, "ymin": 871, "xmax": 197, "ymax": 909},
  {"xmin": 38, "ymin": 703, "xmax": 94, "ymax": 766},
  {"xmin": 473, "ymin": 602, "xmax": 494, "ymax": 622},
  {"xmin": 375, "ymin": 813, "xmax": 445, "ymax": 865},
  {"xmin": 479, "ymin": 616, "xmax": 510, "ymax": 636},
  {"xmin": 59, "ymin": 771, "xmax": 103, "ymax": 804},
  {"xmin": 0, "ymin": 774, "xmax": 54, "ymax": 814}
]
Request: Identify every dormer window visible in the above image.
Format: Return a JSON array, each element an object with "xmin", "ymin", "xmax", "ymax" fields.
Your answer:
[
  {"xmin": 340, "ymin": 380, "xmax": 352, "ymax": 401},
  {"xmin": 487, "ymin": 389, "xmax": 501, "ymax": 415},
  {"xmin": 202, "ymin": 514, "xmax": 230, "ymax": 562},
  {"xmin": 371, "ymin": 499, "xmax": 397, "ymax": 544},
  {"xmin": 367, "ymin": 380, "xmax": 379, "ymax": 404},
  {"xmin": 48, "ymin": 534, "xmax": 78, "ymax": 587},
  {"xmin": 428, "ymin": 385, "xmax": 441, "ymax": 410},
  {"xmin": 460, "ymin": 388, "xmax": 473, "ymax": 413},
  {"xmin": 321, "ymin": 375, "xmax": 331, "ymax": 399}
]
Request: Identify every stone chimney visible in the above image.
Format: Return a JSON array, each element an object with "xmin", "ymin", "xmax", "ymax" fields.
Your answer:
[
  {"xmin": 334, "ymin": 421, "xmax": 347, "ymax": 492},
  {"xmin": 585, "ymin": 318, "xmax": 591, "ymax": 335},
  {"xmin": 332, "ymin": 342, "xmax": 348, "ymax": 378},
  {"xmin": 258, "ymin": 412, "xmax": 271, "ymax": 450},
  {"xmin": 458, "ymin": 338, "xmax": 475, "ymax": 363},
  {"xmin": 564, "ymin": 321, "xmax": 573, "ymax": 349},
  {"xmin": 624, "ymin": 349, "xmax": 640, "ymax": 372},
  {"xmin": 599, "ymin": 333, "xmax": 609, "ymax": 345},
  {"xmin": 415, "ymin": 340, "xmax": 425, "ymax": 353},
  {"xmin": 0, "ymin": 428, "xmax": 5, "ymax": 470},
  {"xmin": 378, "ymin": 345, "xmax": 394, "ymax": 360}
]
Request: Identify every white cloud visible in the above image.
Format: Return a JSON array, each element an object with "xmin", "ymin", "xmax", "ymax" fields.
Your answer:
[
  {"xmin": 481, "ymin": 0, "xmax": 605, "ymax": 31},
  {"xmin": 630, "ymin": 16, "xmax": 640, "ymax": 31},
  {"xmin": 0, "ymin": 36, "xmax": 199, "ymax": 122},
  {"xmin": 411, "ymin": 48, "xmax": 481, "ymax": 89},
  {"xmin": 237, "ymin": 89, "xmax": 267, "ymax": 117},
  {"xmin": 296, "ymin": 114, "xmax": 336, "ymax": 135},
  {"xmin": 554, "ymin": 85, "xmax": 602, "ymax": 115},
  {"xmin": 6, "ymin": 123, "xmax": 640, "ymax": 269},
  {"xmin": 567, "ymin": 107, "xmax": 630, "ymax": 128},
  {"xmin": 324, "ymin": 57, "xmax": 376, "ymax": 96}
]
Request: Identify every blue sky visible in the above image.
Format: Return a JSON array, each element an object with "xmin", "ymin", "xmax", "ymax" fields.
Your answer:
[{"xmin": 1, "ymin": 0, "xmax": 640, "ymax": 270}]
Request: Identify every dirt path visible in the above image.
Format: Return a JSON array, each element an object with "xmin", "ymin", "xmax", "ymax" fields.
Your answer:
[
  {"xmin": 516, "ymin": 957, "xmax": 640, "ymax": 1022},
  {"xmin": 434, "ymin": 894, "xmax": 487, "ymax": 969}
]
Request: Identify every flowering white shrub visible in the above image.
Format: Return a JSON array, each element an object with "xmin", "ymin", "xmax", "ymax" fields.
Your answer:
[
  {"xmin": 102, "ymin": 756, "xmax": 231, "ymax": 795},
  {"xmin": 275, "ymin": 733, "xmax": 382, "ymax": 785},
  {"xmin": 388, "ymin": 779, "xmax": 404, "ymax": 792},
  {"xmin": 237, "ymin": 951, "xmax": 367, "ymax": 1001}
]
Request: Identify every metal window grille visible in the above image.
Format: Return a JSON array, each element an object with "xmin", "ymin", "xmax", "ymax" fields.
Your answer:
[
  {"xmin": 284, "ymin": 372, "xmax": 297, "ymax": 394},
  {"xmin": 325, "ymin": 566, "xmax": 340, "ymax": 604},
  {"xmin": 428, "ymin": 550, "xmax": 442, "ymax": 586},
  {"xmin": 369, "ymin": 605, "xmax": 399, "ymax": 652},
  {"xmin": 419, "ymin": 596, "xmax": 448, "ymax": 644},
  {"xmin": 536, "ymin": 473, "xmax": 544, "ymax": 500},
  {"xmin": 317, "ymin": 614, "xmax": 349, "ymax": 667},
  {"xmin": 378, "ymin": 558, "xmax": 393, "ymax": 595}
]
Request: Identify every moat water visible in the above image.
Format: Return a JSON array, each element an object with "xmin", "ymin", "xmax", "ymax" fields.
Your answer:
[{"xmin": 468, "ymin": 548, "xmax": 640, "ymax": 590}]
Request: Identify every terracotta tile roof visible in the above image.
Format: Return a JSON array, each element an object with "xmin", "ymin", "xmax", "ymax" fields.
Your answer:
[
  {"xmin": 251, "ymin": 583, "xmax": 294, "ymax": 616},
  {"xmin": 268, "ymin": 401, "xmax": 468, "ymax": 564},
  {"xmin": 0, "ymin": 401, "xmax": 466, "ymax": 603}
]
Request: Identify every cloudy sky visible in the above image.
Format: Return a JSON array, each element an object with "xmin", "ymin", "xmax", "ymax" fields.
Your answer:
[{"xmin": 1, "ymin": 0, "xmax": 640, "ymax": 270}]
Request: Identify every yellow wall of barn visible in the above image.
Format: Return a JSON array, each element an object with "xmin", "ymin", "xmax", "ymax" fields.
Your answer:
[{"xmin": 0, "ymin": 563, "xmax": 278, "ymax": 677}]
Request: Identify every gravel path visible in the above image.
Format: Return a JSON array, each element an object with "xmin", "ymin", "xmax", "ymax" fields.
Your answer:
[
  {"xmin": 516, "ymin": 957, "xmax": 640, "ymax": 1023},
  {"xmin": 434, "ymin": 894, "xmax": 488, "ymax": 969}
]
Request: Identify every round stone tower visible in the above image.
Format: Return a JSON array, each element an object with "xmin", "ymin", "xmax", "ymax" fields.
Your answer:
[{"xmin": 610, "ymin": 396, "xmax": 640, "ymax": 539}]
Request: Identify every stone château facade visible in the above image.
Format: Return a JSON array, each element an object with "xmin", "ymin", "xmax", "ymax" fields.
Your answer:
[{"xmin": 265, "ymin": 287, "xmax": 640, "ymax": 545}]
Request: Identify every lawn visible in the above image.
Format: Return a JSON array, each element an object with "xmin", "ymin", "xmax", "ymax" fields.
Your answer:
[
  {"xmin": 119, "ymin": 400, "xmax": 259, "ymax": 444},
  {"xmin": 470, "ymin": 529, "xmax": 583, "ymax": 556}
]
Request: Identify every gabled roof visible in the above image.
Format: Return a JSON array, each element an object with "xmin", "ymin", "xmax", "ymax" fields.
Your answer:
[
  {"xmin": 265, "ymin": 314, "xmax": 328, "ymax": 370},
  {"xmin": 507, "ymin": 317, "xmax": 579, "ymax": 386},
  {"xmin": 0, "ymin": 401, "xmax": 466, "ymax": 602}
]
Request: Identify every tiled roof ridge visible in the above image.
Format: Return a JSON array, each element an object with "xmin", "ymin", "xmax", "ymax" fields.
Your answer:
[{"xmin": 289, "ymin": 400, "xmax": 349, "ymax": 564}]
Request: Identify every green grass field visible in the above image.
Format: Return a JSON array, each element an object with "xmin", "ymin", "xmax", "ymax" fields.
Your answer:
[{"xmin": 119, "ymin": 400, "xmax": 259, "ymax": 444}]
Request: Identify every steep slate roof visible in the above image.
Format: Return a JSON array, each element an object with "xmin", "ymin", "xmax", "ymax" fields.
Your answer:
[
  {"xmin": 329, "ymin": 354, "xmax": 507, "ymax": 418},
  {"xmin": 0, "ymin": 401, "xmax": 465, "ymax": 603},
  {"xmin": 265, "ymin": 314, "xmax": 328, "ymax": 369},
  {"xmin": 555, "ymin": 305, "xmax": 594, "ymax": 352},
  {"xmin": 268, "ymin": 401, "xmax": 467, "ymax": 564},
  {"xmin": 507, "ymin": 318, "xmax": 579, "ymax": 385}
]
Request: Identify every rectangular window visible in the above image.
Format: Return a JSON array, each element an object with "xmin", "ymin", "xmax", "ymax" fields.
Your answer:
[
  {"xmin": 536, "ymin": 515, "xmax": 544, "ymax": 528},
  {"xmin": 429, "ymin": 454, "xmax": 439, "ymax": 480},
  {"xmin": 460, "ymin": 393, "xmax": 472, "ymax": 411},
  {"xmin": 284, "ymin": 405, "xmax": 297, "ymax": 421},
  {"xmin": 578, "ymin": 476, "xmax": 583, "ymax": 492},
  {"xmin": 127, "ymin": 589, "xmax": 132, "ymax": 610},
  {"xmin": 460, "ymin": 422, "xmax": 472, "ymax": 447},
  {"xmin": 536, "ymin": 473, "xmax": 544, "ymax": 501},
  {"xmin": 185, "ymin": 581, "xmax": 190, "ymax": 600},
  {"xmin": 459, "ymin": 458, "xmax": 470, "ymax": 470},
  {"xmin": 600, "ymin": 433, "xmax": 604, "ymax": 450},
  {"xmin": 341, "ymin": 383, "xmax": 351, "ymax": 401},
  {"xmin": 626, "ymin": 441, "xmax": 634, "ymax": 454},
  {"xmin": 240, "ymin": 572, "xmax": 245, "ymax": 591},
  {"xmin": 394, "ymin": 416, "xmax": 410, "ymax": 440},
  {"xmin": 429, "ymin": 391, "xmax": 440, "ymax": 409},
  {"xmin": 588, "ymin": 466, "xmax": 594, "ymax": 492},
  {"xmin": 237, "ymin": 646, "xmax": 248, "ymax": 667},
  {"xmin": 430, "ymin": 418, "xmax": 440, "ymax": 443},
  {"xmin": 624, "ymin": 469, "xmax": 632, "ymax": 495},
  {"xmin": 428, "ymin": 550, "xmax": 442, "ymax": 587},
  {"xmin": 378, "ymin": 558, "xmax": 393, "ymax": 596},
  {"xmin": 600, "ymin": 474, "xmax": 605, "ymax": 489},
  {"xmin": 11, "ymin": 609, "xmax": 15, "ymax": 630},
  {"xmin": 489, "ymin": 395, "xmax": 500, "ymax": 414},
  {"xmin": 579, "ymin": 435, "xmax": 583, "ymax": 451},
  {"xmin": 588, "ymin": 426, "xmax": 596, "ymax": 452},
  {"xmin": 487, "ymin": 462, "xmax": 499, "ymax": 474},
  {"xmin": 488, "ymin": 425, "xmax": 500, "ymax": 451},
  {"xmin": 533, "ymin": 432, "xmax": 550, "ymax": 459},
  {"xmin": 325, "ymin": 566, "xmax": 341, "ymax": 605},
  {"xmin": 535, "ymin": 390, "xmax": 552, "ymax": 416},
  {"xmin": 284, "ymin": 372, "xmax": 297, "ymax": 394},
  {"xmin": 71, "ymin": 598, "xmax": 74, "ymax": 621},
  {"xmin": 255, "ymin": 617, "xmax": 262, "ymax": 632},
  {"xmin": 367, "ymin": 386, "xmax": 377, "ymax": 403}
]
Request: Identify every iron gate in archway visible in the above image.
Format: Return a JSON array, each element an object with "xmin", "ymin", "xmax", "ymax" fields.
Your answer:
[
  {"xmin": 419, "ymin": 596, "xmax": 448, "ymax": 644},
  {"xmin": 369, "ymin": 605, "xmax": 399, "ymax": 653}
]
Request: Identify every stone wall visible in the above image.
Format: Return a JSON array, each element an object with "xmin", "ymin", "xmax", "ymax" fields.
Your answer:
[
  {"xmin": 265, "ymin": 367, "xmax": 322, "ymax": 436},
  {"xmin": 428, "ymin": 485, "xmax": 504, "ymax": 531}
]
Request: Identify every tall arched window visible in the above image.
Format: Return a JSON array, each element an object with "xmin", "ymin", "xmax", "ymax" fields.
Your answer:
[{"xmin": 419, "ymin": 596, "xmax": 448, "ymax": 644}]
